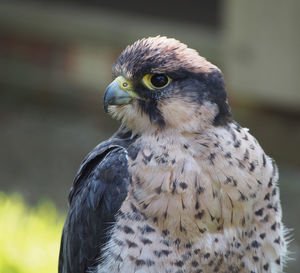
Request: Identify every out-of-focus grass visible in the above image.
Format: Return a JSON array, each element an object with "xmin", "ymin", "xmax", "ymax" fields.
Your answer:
[{"xmin": 0, "ymin": 192, "xmax": 64, "ymax": 273}]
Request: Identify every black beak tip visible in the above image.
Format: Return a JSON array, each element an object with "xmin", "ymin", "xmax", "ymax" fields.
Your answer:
[
  {"xmin": 104, "ymin": 102, "xmax": 108, "ymax": 113},
  {"xmin": 103, "ymin": 91, "xmax": 109, "ymax": 113}
]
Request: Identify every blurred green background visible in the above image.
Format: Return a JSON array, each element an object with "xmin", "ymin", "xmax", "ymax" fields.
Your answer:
[{"xmin": 0, "ymin": 0, "xmax": 299, "ymax": 272}]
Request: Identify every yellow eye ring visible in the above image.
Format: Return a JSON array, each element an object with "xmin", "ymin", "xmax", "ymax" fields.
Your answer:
[{"xmin": 142, "ymin": 73, "xmax": 171, "ymax": 90}]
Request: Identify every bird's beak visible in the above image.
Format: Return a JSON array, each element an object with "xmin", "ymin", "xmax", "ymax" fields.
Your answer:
[{"xmin": 103, "ymin": 76, "xmax": 140, "ymax": 112}]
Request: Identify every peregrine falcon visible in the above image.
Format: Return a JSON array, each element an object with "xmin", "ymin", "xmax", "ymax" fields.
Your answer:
[{"xmin": 59, "ymin": 37, "xmax": 287, "ymax": 273}]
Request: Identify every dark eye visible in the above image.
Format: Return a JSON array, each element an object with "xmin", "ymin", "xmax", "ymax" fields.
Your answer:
[
  {"xmin": 150, "ymin": 74, "xmax": 169, "ymax": 88},
  {"xmin": 142, "ymin": 73, "xmax": 172, "ymax": 90}
]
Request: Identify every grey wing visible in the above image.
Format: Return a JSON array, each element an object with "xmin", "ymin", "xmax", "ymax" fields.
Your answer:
[{"xmin": 58, "ymin": 128, "xmax": 136, "ymax": 273}]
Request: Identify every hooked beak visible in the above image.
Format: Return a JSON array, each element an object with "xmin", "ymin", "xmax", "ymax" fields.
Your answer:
[{"xmin": 103, "ymin": 76, "xmax": 139, "ymax": 113}]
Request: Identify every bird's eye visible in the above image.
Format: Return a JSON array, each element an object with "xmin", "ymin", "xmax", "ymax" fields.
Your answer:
[
  {"xmin": 142, "ymin": 73, "xmax": 171, "ymax": 90},
  {"xmin": 150, "ymin": 74, "xmax": 169, "ymax": 88}
]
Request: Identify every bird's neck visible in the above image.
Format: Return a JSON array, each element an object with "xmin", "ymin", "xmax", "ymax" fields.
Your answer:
[{"xmin": 124, "ymin": 127, "xmax": 221, "ymax": 239}]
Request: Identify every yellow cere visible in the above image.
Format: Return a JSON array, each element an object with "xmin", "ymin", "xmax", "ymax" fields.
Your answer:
[
  {"xmin": 142, "ymin": 73, "xmax": 172, "ymax": 90},
  {"xmin": 115, "ymin": 76, "xmax": 141, "ymax": 99}
]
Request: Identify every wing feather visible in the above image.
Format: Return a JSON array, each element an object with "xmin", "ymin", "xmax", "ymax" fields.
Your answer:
[{"xmin": 59, "ymin": 127, "xmax": 137, "ymax": 273}]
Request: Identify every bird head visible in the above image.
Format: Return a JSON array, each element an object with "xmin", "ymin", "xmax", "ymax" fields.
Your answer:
[{"xmin": 104, "ymin": 36, "xmax": 232, "ymax": 134}]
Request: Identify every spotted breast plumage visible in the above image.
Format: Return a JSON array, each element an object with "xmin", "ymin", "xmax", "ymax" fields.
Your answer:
[{"xmin": 59, "ymin": 37, "xmax": 288, "ymax": 273}]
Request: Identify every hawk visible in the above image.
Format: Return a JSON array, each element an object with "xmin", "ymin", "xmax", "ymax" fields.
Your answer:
[{"xmin": 59, "ymin": 37, "xmax": 287, "ymax": 273}]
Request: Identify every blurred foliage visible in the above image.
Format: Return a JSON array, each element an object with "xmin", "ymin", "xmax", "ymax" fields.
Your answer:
[{"xmin": 0, "ymin": 192, "xmax": 64, "ymax": 273}]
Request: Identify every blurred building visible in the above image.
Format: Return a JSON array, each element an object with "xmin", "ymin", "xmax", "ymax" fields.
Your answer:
[{"xmin": 0, "ymin": 1, "xmax": 299, "ymax": 271}]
